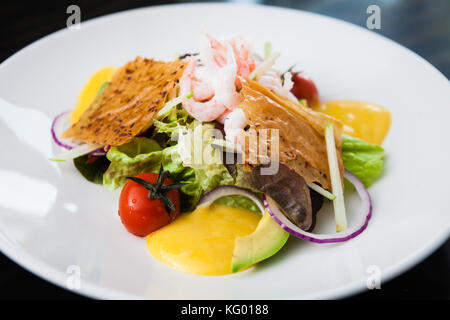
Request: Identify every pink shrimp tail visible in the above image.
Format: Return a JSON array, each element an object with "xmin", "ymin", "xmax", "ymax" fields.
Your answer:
[{"xmin": 206, "ymin": 33, "xmax": 227, "ymax": 67}]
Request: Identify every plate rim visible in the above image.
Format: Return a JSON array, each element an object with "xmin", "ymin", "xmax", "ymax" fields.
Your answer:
[{"xmin": 0, "ymin": 2, "xmax": 449, "ymax": 300}]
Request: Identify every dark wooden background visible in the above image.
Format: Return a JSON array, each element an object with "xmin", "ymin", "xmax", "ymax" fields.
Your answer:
[{"xmin": 0, "ymin": 0, "xmax": 449, "ymax": 300}]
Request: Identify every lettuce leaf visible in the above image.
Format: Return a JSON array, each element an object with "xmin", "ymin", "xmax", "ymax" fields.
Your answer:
[
  {"xmin": 176, "ymin": 120, "xmax": 234, "ymax": 190},
  {"xmin": 160, "ymin": 144, "xmax": 203, "ymax": 211},
  {"xmin": 103, "ymin": 137, "xmax": 162, "ymax": 190},
  {"xmin": 214, "ymin": 195, "xmax": 262, "ymax": 213},
  {"xmin": 73, "ymin": 154, "xmax": 110, "ymax": 184},
  {"xmin": 153, "ymin": 107, "xmax": 192, "ymax": 139},
  {"xmin": 341, "ymin": 134, "xmax": 385, "ymax": 187}
]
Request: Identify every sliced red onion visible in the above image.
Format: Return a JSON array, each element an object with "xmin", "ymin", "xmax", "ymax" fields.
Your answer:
[
  {"xmin": 51, "ymin": 111, "xmax": 109, "ymax": 157},
  {"xmin": 90, "ymin": 151, "xmax": 105, "ymax": 157},
  {"xmin": 198, "ymin": 185, "xmax": 265, "ymax": 214},
  {"xmin": 263, "ymin": 170, "xmax": 372, "ymax": 243},
  {"xmin": 51, "ymin": 111, "xmax": 79, "ymax": 150},
  {"xmin": 50, "ymin": 143, "xmax": 103, "ymax": 162},
  {"xmin": 89, "ymin": 145, "xmax": 111, "ymax": 156},
  {"xmin": 90, "ymin": 148, "xmax": 106, "ymax": 156}
]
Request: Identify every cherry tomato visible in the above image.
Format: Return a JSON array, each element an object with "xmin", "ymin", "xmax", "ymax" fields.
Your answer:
[
  {"xmin": 118, "ymin": 172, "xmax": 180, "ymax": 237},
  {"xmin": 290, "ymin": 72, "xmax": 319, "ymax": 107}
]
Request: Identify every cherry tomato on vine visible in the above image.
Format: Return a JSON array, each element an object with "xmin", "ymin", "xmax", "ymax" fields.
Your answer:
[{"xmin": 118, "ymin": 166, "xmax": 185, "ymax": 237}]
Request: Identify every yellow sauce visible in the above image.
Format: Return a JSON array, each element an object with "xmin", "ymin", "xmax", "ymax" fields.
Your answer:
[
  {"xmin": 147, "ymin": 204, "xmax": 261, "ymax": 276},
  {"xmin": 314, "ymin": 100, "xmax": 391, "ymax": 145},
  {"xmin": 70, "ymin": 67, "xmax": 116, "ymax": 124}
]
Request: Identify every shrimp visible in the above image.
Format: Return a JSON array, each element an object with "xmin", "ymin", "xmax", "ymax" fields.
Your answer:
[
  {"xmin": 257, "ymin": 67, "xmax": 281, "ymax": 89},
  {"xmin": 205, "ymin": 33, "xmax": 228, "ymax": 67},
  {"xmin": 179, "ymin": 57, "xmax": 196, "ymax": 94},
  {"xmin": 204, "ymin": 32, "xmax": 255, "ymax": 77},
  {"xmin": 180, "ymin": 32, "xmax": 253, "ymax": 123},
  {"xmin": 226, "ymin": 35, "xmax": 255, "ymax": 78},
  {"xmin": 180, "ymin": 58, "xmax": 227, "ymax": 122},
  {"xmin": 192, "ymin": 67, "xmax": 215, "ymax": 101},
  {"xmin": 183, "ymin": 97, "xmax": 227, "ymax": 122},
  {"xmin": 257, "ymin": 68, "xmax": 298, "ymax": 103},
  {"xmin": 224, "ymin": 108, "xmax": 247, "ymax": 149},
  {"xmin": 214, "ymin": 44, "xmax": 243, "ymax": 109},
  {"xmin": 217, "ymin": 109, "xmax": 231, "ymax": 124},
  {"xmin": 179, "ymin": 58, "xmax": 214, "ymax": 101}
]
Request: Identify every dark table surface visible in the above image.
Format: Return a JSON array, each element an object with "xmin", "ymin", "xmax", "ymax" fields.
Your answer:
[{"xmin": 0, "ymin": 0, "xmax": 449, "ymax": 300}]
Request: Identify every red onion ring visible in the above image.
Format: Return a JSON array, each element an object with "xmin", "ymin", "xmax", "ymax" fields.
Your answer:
[
  {"xmin": 263, "ymin": 170, "xmax": 372, "ymax": 243},
  {"xmin": 51, "ymin": 112, "xmax": 110, "ymax": 157},
  {"xmin": 90, "ymin": 145, "xmax": 111, "ymax": 156},
  {"xmin": 51, "ymin": 111, "xmax": 76, "ymax": 150}
]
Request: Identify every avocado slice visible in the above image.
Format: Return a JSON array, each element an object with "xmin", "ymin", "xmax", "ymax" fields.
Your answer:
[{"xmin": 231, "ymin": 211, "xmax": 289, "ymax": 273}]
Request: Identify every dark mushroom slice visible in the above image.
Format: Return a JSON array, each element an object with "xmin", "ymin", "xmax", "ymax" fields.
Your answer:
[{"xmin": 244, "ymin": 163, "xmax": 316, "ymax": 231}]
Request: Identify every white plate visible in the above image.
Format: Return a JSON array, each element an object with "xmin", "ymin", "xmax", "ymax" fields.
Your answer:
[{"xmin": 0, "ymin": 3, "xmax": 449, "ymax": 300}]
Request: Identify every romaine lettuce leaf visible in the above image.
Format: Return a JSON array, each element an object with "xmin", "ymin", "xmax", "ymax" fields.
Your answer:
[
  {"xmin": 103, "ymin": 137, "xmax": 162, "ymax": 190},
  {"xmin": 341, "ymin": 134, "xmax": 385, "ymax": 187}
]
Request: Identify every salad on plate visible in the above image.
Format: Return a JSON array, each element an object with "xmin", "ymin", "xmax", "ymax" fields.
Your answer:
[{"xmin": 51, "ymin": 31, "xmax": 390, "ymax": 276}]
